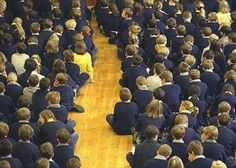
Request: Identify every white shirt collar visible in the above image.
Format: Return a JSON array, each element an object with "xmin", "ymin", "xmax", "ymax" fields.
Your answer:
[
  {"xmin": 154, "ymin": 155, "xmax": 166, "ymax": 160},
  {"xmin": 190, "ymin": 79, "xmax": 201, "ymax": 83},
  {"xmin": 192, "ymin": 155, "xmax": 205, "ymax": 161},
  {"xmin": 163, "ymin": 82, "xmax": 172, "ymax": 86},
  {"xmin": 180, "ymin": 72, "xmax": 189, "ymax": 76},
  {"xmin": 173, "ymin": 139, "xmax": 184, "ymax": 143}
]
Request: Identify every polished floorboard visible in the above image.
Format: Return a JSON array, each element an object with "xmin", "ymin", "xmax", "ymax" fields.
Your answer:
[{"xmin": 69, "ymin": 18, "xmax": 132, "ymax": 168}]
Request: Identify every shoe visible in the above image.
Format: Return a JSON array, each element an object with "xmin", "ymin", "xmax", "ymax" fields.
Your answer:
[{"xmin": 71, "ymin": 104, "xmax": 85, "ymax": 113}]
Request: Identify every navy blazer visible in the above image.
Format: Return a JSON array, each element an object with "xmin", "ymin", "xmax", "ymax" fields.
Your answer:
[
  {"xmin": 12, "ymin": 141, "xmax": 40, "ymax": 168},
  {"xmin": 47, "ymin": 105, "xmax": 68, "ymax": 123},
  {"xmin": 217, "ymin": 126, "xmax": 236, "ymax": 157},
  {"xmin": 112, "ymin": 102, "xmax": 139, "ymax": 135},
  {"xmin": 132, "ymin": 89, "xmax": 153, "ymax": 114},
  {"xmin": 169, "ymin": 142, "xmax": 188, "ymax": 164},
  {"xmin": 131, "ymin": 139, "xmax": 160, "ymax": 168},
  {"xmin": 5, "ymin": 83, "xmax": 23, "ymax": 106},
  {"xmin": 160, "ymin": 83, "xmax": 182, "ymax": 112},
  {"xmin": 185, "ymin": 157, "xmax": 213, "ymax": 168},
  {"xmin": 188, "ymin": 80, "xmax": 208, "ymax": 101},
  {"xmin": 0, "ymin": 156, "xmax": 23, "ymax": 168},
  {"xmin": 144, "ymin": 158, "xmax": 167, "ymax": 168},
  {"xmin": 53, "ymin": 144, "xmax": 74, "ymax": 168},
  {"xmin": 174, "ymin": 74, "xmax": 190, "ymax": 100}
]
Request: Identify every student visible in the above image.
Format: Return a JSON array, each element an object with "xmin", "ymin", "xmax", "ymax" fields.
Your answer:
[
  {"xmin": 201, "ymin": 125, "xmax": 228, "ymax": 162},
  {"xmin": 39, "ymin": 142, "xmax": 59, "ymax": 168},
  {"xmin": 0, "ymin": 34, "xmax": 16, "ymax": 62},
  {"xmin": 8, "ymin": 107, "xmax": 39, "ymax": 144},
  {"xmin": 185, "ymin": 140, "xmax": 213, "ymax": 168},
  {"xmin": 144, "ymin": 144, "xmax": 172, "ymax": 168},
  {"xmin": 73, "ymin": 41, "xmax": 94, "ymax": 83},
  {"xmin": 217, "ymin": 113, "xmax": 236, "ymax": 157},
  {"xmin": 37, "ymin": 110, "xmax": 78, "ymax": 147},
  {"xmin": 174, "ymin": 62, "xmax": 190, "ymax": 99},
  {"xmin": 120, "ymin": 54, "xmax": 148, "ymax": 93},
  {"xmin": 146, "ymin": 63, "xmax": 165, "ymax": 92},
  {"xmin": 188, "ymin": 69, "xmax": 208, "ymax": 101},
  {"xmin": 0, "ymin": 122, "xmax": 15, "ymax": 144},
  {"xmin": 0, "ymin": 63, "xmax": 7, "ymax": 85},
  {"xmin": 135, "ymin": 99, "xmax": 165, "ymax": 142},
  {"xmin": 169, "ymin": 125, "xmax": 188, "ymax": 164},
  {"xmin": 25, "ymin": 36, "xmax": 42, "ymax": 56},
  {"xmin": 121, "ymin": 44, "xmax": 138, "ymax": 73},
  {"xmin": 53, "ymin": 128, "xmax": 78, "ymax": 168},
  {"xmin": 35, "ymin": 158, "xmax": 50, "ymax": 168},
  {"xmin": 12, "ymin": 124, "xmax": 40, "ymax": 168},
  {"xmin": 211, "ymin": 160, "xmax": 227, "ymax": 168},
  {"xmin": 172, "ymin": 114, "xmax": 200, "ymax": 145},
  {"xmin": 11, "ymin": 42, "xmax": 30, "ymax": 76},
  {"xmin": 63, "ymin": 49, "xmax": 89, "ymax": 87},
  {"xmin": 224, "ymin": 32, "xmax": 236, "ymax": 60},
  {"xmin": 5, "ymin": 72, "xmax": 23, "ymax": 106},
  {"xmin": 106, "ymin": 87, "xmax": 138, "ymax": 135},
  {"xmin": 64, "ymin": 19, "xmax": 77, "ymax": 48},
  {"xmin": 0, "ymin": 139, "xmax": 23, "ymax": 168},
  {"xmin": 164, "ymin": 17, "xmax": 177, "ymax": 47},
  {"xmin": 216, "ymin": 0, "xmax": 232, "ymax": 27},
  {"xmin": 54, "ymin": 25, "xmax": 65, "ymax": 49},
  {"xmin": 207, "ymin": 12, "xmax": 220, "ymax": 36},
  {"xmin": 23, "ymin": 74, "xmax": 39, "ymax": 103},
  {"xmin": 0, "ymin": 82, "xmax": 15, "ymax": 122},
  {"xmin": 30, "ymin": 22, "xmax": 41, "ymax": 42},
  {"xmin": 132, "ymin": 76, "xmax": 153, "ymax": 114},
  {"xmin": 51, "ymin": 73, "xmax": 84, "ymax": 112},
  {"xmin": 126, "ymin": 125, "xmax": 160, "ymax": 168},
  {"xmin": 159, "ymin": 71, "xmax": 182, "ymax": 112},
  {"xmin": 46, "ymin": 91, "xmax": 73, "ymax": 125},
  {"xmin": 39, "ymin": 19, "xmax": 54, "ymax": 47},
  {"xmin": 66, "ymin": 157, "xmax": 81, "ymax": 168},
  {"xmin": 167, "ymin": 156, "xmax": 184, "ymax": 168},
  {"xmin": 31, "ymin": 77, "xmax": 50, "ymax": 121},
  {"xmin": 200, "ymin": 60, "xmax": 220, "ymax": 97}
]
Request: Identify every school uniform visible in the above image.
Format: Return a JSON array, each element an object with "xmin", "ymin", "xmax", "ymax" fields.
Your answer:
[
  {"xmin": 39, "ymin": 121, "xmax": 74, "ymax": 147},
  {"xmin": 185, "ymin": 155, "xmax": 213, "ymax": 168},
  {"xmin": 217, "ymin": 126, "xmax": 236, "ymax": 157},
  {"xmin": 0, "ymin": 44, "xmax": 16, "ymax": 62},
  {"xmin": 9, "ymin": 121, "xmax": 39, "ymax": 144},
  {"xmin": 41, "ymin": 52, "xmax": 62, "ymax": 72},
  {"xmin": 31, "ymin": 88, "xmax": 48, "ymax": 121},
  {"xmin": 169, "ymin": 140, "xmax": 188, "ymax": 164},
  {"xmin": 53, "ymin": 144, "xmax": 74, "ymax": 168},
  {"xmin": 127, "ymin": 139, "xmax": 160, "ymax": 168},
  {"xmin": 39, "ymin": 29, "xmax": 54, "ymax": 47},
  {"xmin": 224, "ymin": 44, "xmax": 236, "ymax": 60},
  {"xmin": 4, "ymin": 84, "xmax": 22, "ymax": 106},
  {"xmin": 51, "ymin": 84, "xmax": 74, "ymax": 111},
  {"xmin": 207, "ymin": 22, "xmax": 220, "ymax": 36},
  {"xmin": 174, "ymin": 72, "xmax": 190, "ymax": 99},
  {"xmin": 131, "ymin": 88, "xmax": 153, "ymax": 114},
  {"xmin": 75, "ymin": 18, "xmax": 89, "ymax": 33},
  {"xmin": 135, "ymin": 114, "xmax": 165, "ymax": 140},
  {"xmin": 144, "ymin": 155, "xmax": 167, "ymax": 168},
  {"xmin": 25, "ymin": 44, "xmax": 42, "ymax": 56},
  {"xmin": 120, "ymin": 65, "xmax": 148, "ymax": 93},
  {"xmin": 49, "ymin": 159, "xmax": 59, "ymax": 168},
  {"xmin": 183, "ymin": 21, "xmax": 201, "ymax": 41},
  {"xmin": 64, "ymin": 29, "xmax": 77, "ymax": 48},
  {"xmin": 160, "ymin": 82, "xmax": 182, "ymax": 112},
  {"xmin": 47, "ymin": 104, "xmax": 68, "ymax": 123},
  {"xmin": 164, "ymin": 28, "xmax": 177, "ymax": 47},
  {"xmin": 143, "ymin": 7, "xmax": 154, "ymax": 27},
  {"xmin": 202, "ymin": 140, "xmax": 228, "ymax": 162},
  {"xmin": 0, "ymin": 155, "xmax": 23, "ymax": 168},
  {"xmin": 171, "ymin": 36, "xmax": 185, "ymax": 56},
  {"xmin": 0, "ymin": 94, "xmax": 15, "ymax": 122},
  {"xmin": 188, "ymin": 79, "xmax": 208, "ymax": 101},
  {"xmin": 11, "ymin": 53, "xmax": 30, "ymax": 76},
  {"xmin": 184, "ymin": 127, "xmax": 200, "ymax": 145},
  {"xmin": 12, "ymin": 140, "xmax": 40, "ymax": 168},
  {"xmin": 200, "ymin": 70, "xmax": 220, "ymax": 97},
  {"xmin": 106, "ymin": 101, "xmax": 139, "ymax": 135}
]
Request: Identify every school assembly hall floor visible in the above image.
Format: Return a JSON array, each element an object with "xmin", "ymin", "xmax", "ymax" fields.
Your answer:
[{"xmin": 70, "ymin": 17, "xmax": 132, "ymax": 168}]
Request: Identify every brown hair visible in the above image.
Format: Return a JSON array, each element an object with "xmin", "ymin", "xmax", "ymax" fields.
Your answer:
[
  {"xmin": 17, "ymin": 107, "xmax": 31, "ymax": 121},
  {"xmin": 171, "ymin": 125, "xmax": 185, "ymax": 140},
  {"xmin": 0, "ymin": 122, "xmax": 9, "ymax": 137},
  {"xmin": 187, "ymin": 140, "xmax": 203, "ymax": 155},
  {"xmin": 56, "ymin": 128, "xmax": 71, "ymax": 144},
  {"xmin": 18, "ymin": 124, "xmax": 34, "ymax": 141},
  {"xmin": 74, "ymin": 41, "xmax": 87, "ymax": 55},
  {"xmin": 40, "ymin": 142, "xmax": 54, "ymax": 159},
  {"xmin": 146, "ymin": 99, "xmax": 163, "ymax": 119},
  {"xmin": 119, "ymin": 87, "xmax": 131, "ymax": 102}
]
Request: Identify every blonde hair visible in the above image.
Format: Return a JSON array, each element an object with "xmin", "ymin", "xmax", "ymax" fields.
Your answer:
[
  {"xmin": 31, "ymin": 54, "xmax": 42, "ymax": 73},
  {"xmin": 168, "ymin": 156, "xmax": 184, "ymax": 168},
  {"xmin": 13, "ymin": 17, "xmax": 26, "ymax": 40},
  {"xmin": 203, "ymin": 125, "xmax": 218, "ymax": 140},
  {"xmin": 46, "ymin": 40, "xmax": 59, "ymax": 53},
  {"xmin": 211, "ymin": 160, "xmax": 227, "ymax": 168},
  {"xmin": 7, "ymin": 72, "xmax": 17, "ymax": 83},
  {"xmin": 65, "ymin": 19, "xmax": 77, "ymax": 29},
  {"xmin": 218, "ymin": 0, "xmax": 230, "ymax": 13},
  {"xmin": 146, "ymin": 99, "xmax": 163, "ymax": 119},
  {"xmin": 0, "ymin": 0, "xmax": 6, "ymax": 14},
  {"xmin": 136, "ymin": 76, "xmax": 147, "ymax": 86}
]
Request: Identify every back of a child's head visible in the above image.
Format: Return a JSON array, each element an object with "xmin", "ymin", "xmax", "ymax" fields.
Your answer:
[
  {"xmin": 159, "ymin": 70, "xmax": 173, "ymax": 82},
  {"xmin": 224, "ymin": 70, "xmax": 236, "ymax": 81},
  {"xmin": 40, "ymin": 142, "xmax": 54, "ymax": 159},
  {"xmin": 211, "ymin": 160, "xmax": 227, "ymax": 168},
  {"xmin": 7, "ymin": 72, "xmax": 17, "ymax": 83},
  {"xmin": 0, "ymin": 160, "xmax": 10, "ymax": 168},
  {"xmin": 16, "ymin": 42, "xmax": 26, "ymax": 53},
  {"xmin": 188, "ymin": 84, "xmax": 201, "ymax": 97},
  {"xmin": 56, "ymin": 128, "xmax": 71, "ymax": 144},
  {"xmin": 54, "ymin": 24, "xmax": 64, "ymax": 34},
  {"xmin": 17, "ymin": 107, "xmax": 31, "ymax": 121},
  {"xmin": 75, "ymin": 41, "xmax": 87, "ymax": 55},
  {"xmin": 144, "ymin": 124, "xmax": 159, "ymax": 139},
  {"xmin": 43, "ymin": 19, "xmax": 53, "ymax": 29},
  {"xmin": 0, "ymin": 138, "xmax": 12, "ymax": 156},
  {"xmin": 208, "ymin": 12, "xmax": 217, "ymax": 21},
  {"xmin": 184, "ymin": 55, "xmax": 196, "ymax": 67},
  {"xmin": 67, "ymin": 158, "xmax": 81, "ymax": 168},
  {"xmin": 229, "ymin": 32, "xmax": 236, "ymax": 43},
  {"xmin": 28, "ymin": 74, "xmax": 39, "ymax": 87},
  {"xmin": 153, "ymin": 88, "xmax": 165, "ymax": 100},
  {"xmin": 182, "ymin": 10, "xmax": 192, "ymax": 20},
  {"xmin": 166, "ymin": 17, "xmax": 176, "ymax": 28},
  {"xmin": 175, "ymin": 114, "xmax": 188, "ymax": 125},
  {"xmin": 187, "ymin": 140, "xmax": 203, "ymax": 155},
  {"xmin": 55, "ymin": 73, "xmax": 68, "ymax": 85},
  {"xmin": 30, "ymin": 22, "xmax": 40, "ymax": 33},
  {"xmin": 132, "ymin": 54, "xmax": 143, "ymax": 65},
  {"xmin": 46, "ymin": 91, "xmax": 60, "ymax": 104},
  {"xmin": 153, "ymin": 63, "xmax": 165, "ymax": 75},
  {"xmin": 218, "ymin": 113, "xmax": 230, "ymax": 126},
  {"xmin": 35, "ymin": 158, "xmax": 50, "ymax": 168},
  {"xmin": 0, "ymin": 82, "xmax": 5, "ymax": 93},
  {"xmin": 218, "ymin": 101, "xmax": 231, "ymax": 114},
  {"xmin": 179, "ymin": 62, "xmax": 190, "ymax": 73},
  {"xmin": 81, "ymin": 26, "xmax": 91, "ymax": 36},
  {"xmin": 0, "ymin": 122, "xmax": 9, "ymax": 137},
  {"xmin": 63, "ymin": 49, "xmax": 74, "ymax": 63},
  {"xmin": 202, "ymin": 125, "xmax": 218, "ymax": 140},
  {"xmin": 168, "ymin": 156, "xmax": 184, "ymax": 168},
  {"xmin": 171, "ymin": 125, "xmax": 185, "ymax": 140},
  {"xmin": 158, "ymin": 144, "xmax": 172, "ymax": 158},
  {"xmin": 24, "ymin": 58, "xmax": 37, "ymax": 71},
  {"xmin": 184, "ymin": 35, "xmax": 194, "ymax": 44},
  {"xmin": 18, "ymin": 124, "xmax": 34, "ymax": 141},
  {"xmin": 202, "ymin": 59, "xmax": 213, "ymax": 70},
  {"xmin": 201, "ymin": 27, "xmax": 212, "ymax": 36},
  {"xmin": 119, "ymin": 87, "xmax": 131, "ymax": 102},
  {"xmin": 181, "ymin": 43, "xmax": 192, "ymax": 55},
  {"xmin": 189, "ymin": 69, "xmax": 200, "ymax": 80},
  {"xmin": 176, "ymin": 25, "xmax": 186, "ymax": 36},
  {"xmin": 39, "ymin": 78, "xmax": 50, "ymax": 90},
  {"xmin": 17, "ymin": 95, "xmax": 30, "ymax": 108},
  {"xmin": 27, "ymin": 36, "xmax": 38, "ymax": 45},
  {"xmin": 125, "ymin": 44, "xmax": 137, "ymax": 56},
  {"xmin": 136, "ymin": 76, "xmax": 146, "ymax": 87}
]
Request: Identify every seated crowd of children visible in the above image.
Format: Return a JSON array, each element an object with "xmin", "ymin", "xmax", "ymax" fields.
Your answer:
[
  {"xmin": 99, "ymin": 0, "xmax": 236, "ymax": 167},
  {"xmin": 0, "ymin": 0, "xmax": 98, "ymax": 167}
]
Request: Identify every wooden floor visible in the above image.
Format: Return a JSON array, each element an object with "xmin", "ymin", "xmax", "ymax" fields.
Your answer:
[{"xmin": 68, "ymin": 18, "xmax": 132, "ymax": 168}]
